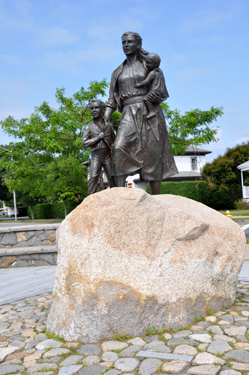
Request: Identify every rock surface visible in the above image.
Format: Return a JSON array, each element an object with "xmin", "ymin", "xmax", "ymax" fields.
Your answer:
[
  {"xmin": 47, "ymin": 188, "xmax": 245, "ymax": 342},
  {"xmin": 2, "ymin": 286, "xmax": 249, "ymax": 375}
]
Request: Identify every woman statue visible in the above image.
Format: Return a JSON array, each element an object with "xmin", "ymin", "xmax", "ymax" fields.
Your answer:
[{"xmin": 104, "ymin": 32, "xmax": 177, "ymax": 194}]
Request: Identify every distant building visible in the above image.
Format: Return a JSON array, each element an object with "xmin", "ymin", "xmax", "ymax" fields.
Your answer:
[
  {"xmin": 237, "ymin": 161, "xmax": 249, "ymax": 201},
  {"xmin": 101, "ymin": 146, "xmax": 212, "ymax": 191},
  {"xmin": 164, "ymin": 146, "xmax": 211, "ymax": 182}
]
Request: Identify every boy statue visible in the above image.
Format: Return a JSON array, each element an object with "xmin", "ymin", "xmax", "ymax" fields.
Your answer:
[{"xmin": 82, "ymin": 99, "xmax": 116, "ymax": 195}]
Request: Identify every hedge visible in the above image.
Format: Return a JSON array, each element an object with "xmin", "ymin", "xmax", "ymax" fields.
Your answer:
[
  {"xmin": 147, "ymin": 181, "xmax": 235, "ymax": 210},
  {"xmin": 27, "ymin": 201, "xmax": 80, "ymax": 219}
]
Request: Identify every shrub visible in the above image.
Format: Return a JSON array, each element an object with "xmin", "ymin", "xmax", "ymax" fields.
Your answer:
[
  {"xmin": 27, "ymin": 201, "xmax": 81, "ymax": 219},
  {"xmin": 236, "ymin": 199, "xmax": 249, "ymax": 210},
  {"xmin": 147, "ymin": 181, "xmax": 235, "ymax": 210}
]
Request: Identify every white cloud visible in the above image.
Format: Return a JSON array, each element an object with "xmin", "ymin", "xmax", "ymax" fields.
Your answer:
[
  {"xmin": 230, "ymin": 136, "xmax": 249, "ymax": 147},
  {"xmin": 37, "ymin": 26, "xmax": 79, "ymax": 47},
  {"xmin": 87, "ymin": 25, "xmax": 113, "ymax": 42},
  {"xmin": 0, "ymin": 107, "xmax": 33, "ymax": 121},
  {"xmin": 180, "ymin": 1, "xmax": 242, "ymax": 34},
  {"xmin": 37, "ymin": 45, "xmax": 118, "ymax": 74},
  {"xmin": 171, "ymin": 53, "xmax": 189, "ymax": 64},
  {"xmin": 0, "ymin": 79, "xmax": 32, "ymax": 98},
  {"xmin": 177, "ymin": 67, "xmax": 212, "ymax": 81},
  {"xmin": 0, "ymin": 0, "xmax": 32, "ymax": 30},
  {"xmin": 0, "ymin": 55, "xmax": 24, "ymax": 65}
]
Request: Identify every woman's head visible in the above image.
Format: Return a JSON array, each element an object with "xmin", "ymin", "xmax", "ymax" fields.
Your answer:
[{"xmin": 121, "ymin": 32, "xmax": 149, "ymax": 61}]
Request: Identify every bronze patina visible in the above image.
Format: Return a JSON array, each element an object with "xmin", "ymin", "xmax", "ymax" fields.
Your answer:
[
  {"xmin": 104, "ymin": 32, "xmax": 177, "ymax": 195},
  {"xmin": 82, "ymin": 99, "xmax": 115, "ymax": 195}
]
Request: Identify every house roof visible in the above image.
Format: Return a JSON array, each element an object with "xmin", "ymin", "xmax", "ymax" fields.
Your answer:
[
  {"xmin": 181, "ymin": 146, "xmax": 212, "ymax": 155},
  {"xmin": 133, "ymin": 171, "xmax": 201, "ymax": 183},
  {"xmin": 237, "ymin": 161, "xmax": 249, "ymax": 171},
  {"xmin": 167, "ymin": 171, "xmax": 201, "ymax": 178}
]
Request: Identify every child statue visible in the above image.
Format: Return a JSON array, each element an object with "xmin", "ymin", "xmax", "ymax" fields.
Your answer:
[
  {"xmin": 82, "ymin": 99, "xmax": 115, "ymax": 195},
  {"xmin": 135, "ymin": 53, "xmax": 169, "ymax": 119}
]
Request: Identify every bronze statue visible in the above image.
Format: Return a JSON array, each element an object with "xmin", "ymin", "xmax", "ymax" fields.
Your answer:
[
  {"xmin": 104, "ymin": 32, "xmax": 177, "ymax": 195},
  {"xmin": 135, "ymin": 53, "xmax": 168, "ymax": 121},
  {"xmin": 82, "ymin": 99, "xmax": 115, "ymax": 195}
]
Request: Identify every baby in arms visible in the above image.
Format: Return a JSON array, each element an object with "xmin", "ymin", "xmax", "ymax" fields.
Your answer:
[{"xmin": 135, "ymin": 53, "xmax": 168, "ymax": 119}]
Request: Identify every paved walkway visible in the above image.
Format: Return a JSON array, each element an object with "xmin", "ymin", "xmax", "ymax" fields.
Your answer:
[
  {"xmin": 1, "ymin": 273, "xmax": 249, "ymax": 374},
  {"xmin": 1, "ymin": 262, "xmax": 249, "ymax": 305},
  {"xmin": 0, "ymin": 266, "xmax": 56, "ymax": 304}
]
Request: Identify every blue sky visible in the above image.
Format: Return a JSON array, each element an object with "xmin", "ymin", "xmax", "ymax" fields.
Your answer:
[{"xmin": 0, "ymin": 0, "xmax": 248, "ymax": 162}]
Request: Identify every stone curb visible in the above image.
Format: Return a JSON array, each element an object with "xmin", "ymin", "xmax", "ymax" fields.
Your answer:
[
  {"xmin": 0, "ymin": 224, "xmax": 60, "ymax": 233},
  {"xmin": 0, "ymin": 245, "xmax": 57, "ymax": 256}
]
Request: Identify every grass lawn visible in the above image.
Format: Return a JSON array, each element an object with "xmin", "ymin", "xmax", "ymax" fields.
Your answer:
[
  {"xmin": 0, "ymin": 218, "xmax": 63, "ymax": 223},
  {"xmin": 219, "ymin": 209, "xmax": 249, "ymax": 216}
]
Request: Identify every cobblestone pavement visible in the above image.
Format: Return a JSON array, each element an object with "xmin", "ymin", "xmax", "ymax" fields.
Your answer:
[{"xmin": 2, "ymin": 283, "xmax": 249, "ymax": 374}]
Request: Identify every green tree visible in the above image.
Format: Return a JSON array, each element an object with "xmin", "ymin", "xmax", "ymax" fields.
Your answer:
[
  {"xmin": 0, "ymin": 80, "xmax": 223, "ymax": 214},
  {"xmin": 0, "ymin": 80, "xmax": 108, "ymax": 215},
  {"xmin": 202, "ymin": 141, "xmax": 249, "ymax": 203},
  {"xmin": 0, "ymin": 146, "xmax": 13, "ymax": 204},
  {"xmin": 161, "ymin": 103, "xmax": 223, "ymax": 155}
]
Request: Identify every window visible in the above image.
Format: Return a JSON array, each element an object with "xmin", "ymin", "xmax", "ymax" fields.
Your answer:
[{"xmin": 191, "ymin": 157, "xmax": 197, "ymax": 171}]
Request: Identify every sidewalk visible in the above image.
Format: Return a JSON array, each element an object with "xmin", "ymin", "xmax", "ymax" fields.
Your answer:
[
  {"xmin": 245, "ymin": 244, "xmax": 249, "ymax": 260},
  {"xmin": 0, "ymin": 266, "xmax": 56, "ymax": 304},
  {"xmin": 1, "ymin": 281, "xmax": 249, "ymax": 374},
  {"xmin": 1, "ymin": 261, "xmax": 249, "ymax": 305}
]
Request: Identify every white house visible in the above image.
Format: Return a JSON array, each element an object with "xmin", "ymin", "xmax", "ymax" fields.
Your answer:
[
  {"xmin": 102, "ymin": 146, "xmax": 211, "ymax": 191},
  {"xmin": 165, "ymin": 146, "xmax": 211, "ymax": 182},
  {"xmin": 237, "ymin": 160, "xmax": 249, "ymax": 201}
]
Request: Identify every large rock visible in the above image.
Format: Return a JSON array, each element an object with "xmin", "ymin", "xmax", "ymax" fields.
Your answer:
[{"xmin": 47, "ymin": 188, "xmax": 245, "ymax": 343}]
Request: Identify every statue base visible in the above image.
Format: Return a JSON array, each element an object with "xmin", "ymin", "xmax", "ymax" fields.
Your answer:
[{"xmin": 47, "ymin": 188, "xmax": 245, "ymax": 343}]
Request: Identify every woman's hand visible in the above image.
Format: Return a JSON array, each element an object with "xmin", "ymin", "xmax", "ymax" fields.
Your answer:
[
  {"xmin": 103, "ymin": 107, "xmax": 113, "ymax": 124},
  {"xmin": 146, "ymin": 91, "xmax": 161, "ymax": 104}
]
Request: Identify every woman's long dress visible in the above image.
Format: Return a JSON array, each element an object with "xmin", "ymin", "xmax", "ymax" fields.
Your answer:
[{"xmin": 106, "ymin": 59, "xmax": 178, "ymax": 181}]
